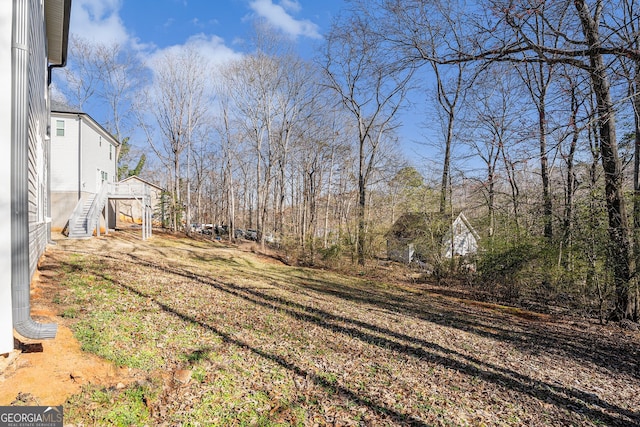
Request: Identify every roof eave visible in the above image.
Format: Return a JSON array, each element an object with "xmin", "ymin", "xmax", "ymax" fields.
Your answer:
[{"xmin": 44, "ymin": 0, "xmax": 72, "ymax": 66}]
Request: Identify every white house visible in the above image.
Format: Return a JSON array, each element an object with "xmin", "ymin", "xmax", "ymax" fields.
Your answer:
[
  {"xmin": 1, "ymin": 0, "xmax": 72, "ymax": 354},
  {"xmin": 387, "ymin": 212, "xmax": 480, "ymax": 265},
  {"xmin": 50, "ymin": 102, "xmax": 157, "ymax": 240},
  {"xmin": 50, "ymin": 101, "xmax": 119, "ymax": 235}
]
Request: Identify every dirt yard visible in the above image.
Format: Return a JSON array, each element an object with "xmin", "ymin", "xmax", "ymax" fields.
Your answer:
[{"xmin": 1, "ymin": 230, "xmax": 639, "ymax": 426}]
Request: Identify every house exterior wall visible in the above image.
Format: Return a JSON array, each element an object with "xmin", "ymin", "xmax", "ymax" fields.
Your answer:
[
  {"xmin": 26, "ymin": 0, "xmax": 51, "ymax": 278},
  {"xmin": 443, "ymin": 215, "xmax": 479, "ymax": 258},
  {"xmin": 2, "ymin": 0, "xmax": 60, "ymax": 353},
  {"xmin": 387, "ymin": 239, "xmax": 415, "ymax": 265},
  {"xmin": 50, "ymin": 112, "xmax": 80, "ymax": 192},
  {"xmin": 80, "ymin": 118, "xmax": 117, "ymax": 193},
  {"xmin": 0, "ymin": 2, "xmax": 14, "ymax": 354},
  {"xmin": 387, "ymin": 212, "xmax": 479, "ymax": 267},
  {"xmin": 51, "ymin": 112, "xmax": 82, "ymax": 230}
]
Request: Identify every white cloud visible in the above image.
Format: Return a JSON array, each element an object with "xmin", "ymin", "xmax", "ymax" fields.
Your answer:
[
  {"xmin": 148, "ymin": 34, "xmax": 243, "ymax": 69},
  {"xmin": 279, "ymin": 0, "xmax": 302, "ymax": 13},
  {"xmin": 70, "ymin": 0, "xmax": 130, "ymax": 45},
  {"xmin": 249, "ymin": 0, "xmax": 321, "ymax": 39}
]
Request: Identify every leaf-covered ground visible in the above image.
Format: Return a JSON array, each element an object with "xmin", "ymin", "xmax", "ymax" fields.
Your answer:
[{"xmin": 36, "ymin": 230, "xmax": 640, "ymax": 426}]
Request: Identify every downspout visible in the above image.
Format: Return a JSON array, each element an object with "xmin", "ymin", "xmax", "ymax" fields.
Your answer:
[
  {"xmin": 78, "ymin": 114, "xmax": 82, "ymax": 200},
  {"xmin": 12, "ymin": 0, "xmax": 56, "ymax": 339}
]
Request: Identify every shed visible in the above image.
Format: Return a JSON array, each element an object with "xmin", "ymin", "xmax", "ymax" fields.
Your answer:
[
  {"xmin": 442, "ymin": 212, "xmax": 480, "ymax": 258},
  {"xmin": 115, "ymin": 175, "xmax": 164, "ymax": 227}
]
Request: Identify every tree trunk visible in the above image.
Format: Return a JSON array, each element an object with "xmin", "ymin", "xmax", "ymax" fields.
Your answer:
[
  {"xmin": 539, "ymin": 99, "xmax": 553, "ymax": 241},
  {"xmin": 563, "ymin": 86, "xmax": 579, "ymax": 270},
  {"xmin": 500, "ymin": 144, "xmax": 520, "ymax": 234},
  {"xmin": 632, "ymin": 61, "xmax": 640, "ymax": 320},
  {"xmin": 357, "ymin": 150, "xmax": 366, "ymax": 266},
  {"xmin": 488, "ymin": 169, "xmax": 495, "ymax": 240},
  {"xmin": 173, "ymin": 155, "xmax": 180, "ymax": 232},
  {"xmin": 575, "ymin": 0, "xmax": 636, "ymax": 320},
  {"xmin": 323, "ymin": 149, "xmax": 335, "ymax": 249},
  {"xmin": 439, "ymin": 109, "xmax": 454, "ymax": 215}
]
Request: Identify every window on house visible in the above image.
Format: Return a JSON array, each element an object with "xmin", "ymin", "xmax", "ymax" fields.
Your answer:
[
  {"xmin": 101, "ymin": 171, "xmax": 108, "ymax": 182},
  {"xmin": 56, "ymin": 120, "xmax": 64, "ymax": 136},
  {"xmin": 110, "ymin": 144, "xmax": 112, "ymax": 160},
  {"xmin": 99, "ymin": 136, "xmax": 102, "ymax": 147}
]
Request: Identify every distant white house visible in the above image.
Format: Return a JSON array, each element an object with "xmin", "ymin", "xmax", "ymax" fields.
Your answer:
[
  {"xmin": 1, "ymin": 0, "xmax": 72, "ymax": 354},
  {"xmin": 387, "ymin": 212, "xmax": 480, "ymax": 265},
  {"xmin": 50, "ymin": 101, "xmax": 119, "ymax": 234}
]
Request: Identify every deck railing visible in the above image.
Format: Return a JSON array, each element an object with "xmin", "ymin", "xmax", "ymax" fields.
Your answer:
[{"xmin": 67, "ymin": 182, "xmax": 154, "ymax": 240}]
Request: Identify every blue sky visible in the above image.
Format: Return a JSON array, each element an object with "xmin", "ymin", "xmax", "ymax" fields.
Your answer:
[
  {"xmin": 70, "ymin": 0, "xmax": 345, "ymax": 58},
  {"xmin": 66, "ymin": 0, "xmax": 437, "ymax": 169}
]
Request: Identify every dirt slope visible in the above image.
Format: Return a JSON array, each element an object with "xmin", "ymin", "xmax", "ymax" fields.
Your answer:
[{"xmin": 0, "ymin": 262, "xmax": 137, "ymax": 406}]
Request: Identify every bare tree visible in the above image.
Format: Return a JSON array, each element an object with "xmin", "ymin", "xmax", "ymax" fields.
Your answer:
[
  {"xmin": 473, "ymin": 0, "xmax": 637, "ymax": 320},
  {"xmin": 513, "ymin": 51, "xmax": 558, "ymax": 241},
  {"xmin": 346, "ymin": 0, "xmax": 638, "ymax": 319},
  {"xmin": 58, "ymin": 36, "xmax": 99, "ymax": 109},
  {"xmin": 55, "ymin": 36, "xmax": 146, "ymax": 179},
  {"xmin": 322, "ymin": 13, "xmax": 415, "ymax": 266},
  {"xmin": 224, "ymin": 52, "xmax": 279, "ymax": 245},
  {"xmin": 618, "ymin": 0, "xmax": 640, "ymax": 320},
  {"xmin": 138, "ymin": 47, "xmax": 209, "ymax": 232},
  {"xmin": 465, "ymin": 70, "xmax": 511, "ymax": 240}
]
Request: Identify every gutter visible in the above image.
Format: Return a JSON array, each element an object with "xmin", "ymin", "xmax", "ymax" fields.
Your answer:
[
  {"xmin": 11, "ymin": 0, "xmax": 57, "ymax": 340},
  {"xmin": 46, "ymin": 0, "xmax": 71, "ymax": 84}
]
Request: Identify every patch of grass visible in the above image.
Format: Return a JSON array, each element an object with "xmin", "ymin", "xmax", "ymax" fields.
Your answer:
[
  {"xmin": 72, "ymin": 311, "xmax": 165, "ymax": 370},
  {"xmin": 192, "ymin": 366, "xmax": 207, "ymax": 383},
  {"xmin": 60, "ymin": 307, "xmax": 79, "ymax": 318},
  {"xmin": 66, "ymin": 383, "xmax": 156, "ymax": 427}
]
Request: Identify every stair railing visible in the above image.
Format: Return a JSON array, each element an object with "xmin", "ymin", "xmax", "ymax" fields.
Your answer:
[
  {"xmin": 66, "ymin": 194, "xmax": 90, "ymax": 236},
  {"xmin": 85, "ymin": 182, "xmax": 111, "ymax": 236}
]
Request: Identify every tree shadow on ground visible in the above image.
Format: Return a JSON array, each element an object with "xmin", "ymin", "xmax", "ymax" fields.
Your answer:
[
  {"xmin": 283, "ymin": 271, "xmax": 640, "ymax": 380},
  {"xmin": 67, "ymin": 249, "xmax": 639, "ymax": 426}
]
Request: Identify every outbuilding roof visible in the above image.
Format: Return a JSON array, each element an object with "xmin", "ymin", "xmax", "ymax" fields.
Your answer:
[{"xmin": 120, "ymin": 175, "xmax": 165, "ymax": 191}]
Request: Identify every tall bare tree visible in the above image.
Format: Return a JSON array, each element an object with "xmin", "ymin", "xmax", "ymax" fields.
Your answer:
[
  {"xmin": 478, "ymin": 0, "xmax": 638, "ymax": 320},
  {"xmin": 618, "ymin": 0, "xmax": 640, "ymax": 320},
  {"xmin": 138, "ymin": 47, "xmax": 209, "ymax": 232},
  {"xmin": 322, "ymin": 13, "xmax": 414, "ymax": 265},
  {"xmin": 346, "ymin": 0, "xmax": 638, "ymax": 319},
  {"xmin": 351, "ymin": 0, "xmax": 471, "ymax": 216}
]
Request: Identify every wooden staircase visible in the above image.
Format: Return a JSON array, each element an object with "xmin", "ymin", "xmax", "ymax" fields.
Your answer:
[
  {"xmin": 67, "ymin": 194, "xmax": 95, "ymax": 238},
  {"xmin": 65, "ymin": 181, "xmax": 153, "ymax": 240},
  {"xmin": 66, "ymin": 184, "xmax": 109, "ymax": 238}
]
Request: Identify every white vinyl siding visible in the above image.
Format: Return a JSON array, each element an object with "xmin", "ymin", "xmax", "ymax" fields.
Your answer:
[
  {"xmin": 50, "ymin": 110, "xmax": 119, "ymax": 229},
  {"xmin": 50, "ymin": 115, "xmax": 79, "ymax": 192},
  {"xmin": 26, "ymin": 0, "xmax": 50, "ymax": 276}
]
